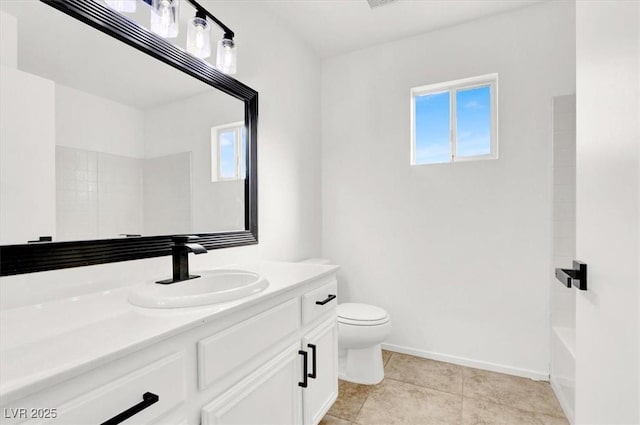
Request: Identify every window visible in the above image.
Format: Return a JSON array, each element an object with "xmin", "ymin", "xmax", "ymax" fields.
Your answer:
[
  {"xmin": 411, "ymin": 74, "xmax": 497, "ymax": 165},
  {"xmin": 211, "ymin": 122, "xmax": 246, "ymax": 181}
]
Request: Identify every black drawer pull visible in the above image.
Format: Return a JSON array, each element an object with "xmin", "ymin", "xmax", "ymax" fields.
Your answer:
[
  {"xmin": 101, "ymin": 392, "xmax": 159, "ymax": 425},
  {"xmin": 315, "ymin": 294, "xmax": 336, "ymax": 305},
  {"xmin": 307, "ymin": 344, "xmax": 317, "ymax": 379},
  {"xmin": 298, "ymin": 350, "xmax": 308, "ymax": 388}
]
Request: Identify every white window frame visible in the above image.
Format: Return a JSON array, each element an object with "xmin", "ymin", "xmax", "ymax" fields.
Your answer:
[
  {"xmin": 211, "ymin": 121, "xmax": 245, "ymax": 182},
  {"xmin": 410, "ymin": 73, "xmax": 498, "ymax": 165}
]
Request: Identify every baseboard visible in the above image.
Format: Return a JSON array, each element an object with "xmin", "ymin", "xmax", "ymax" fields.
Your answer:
[
  {"xmin": 550, "ymin": 377, "xmax": 575, "ymax": 424},
  {"xmin": 381, "ymin": 343, "xmax": 550, "ymax": 381}
]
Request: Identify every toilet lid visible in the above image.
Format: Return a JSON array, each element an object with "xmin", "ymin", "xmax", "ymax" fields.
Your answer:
[{"xmin": 337, "ymin": 303, "xmax": 389, "ymax": 325}]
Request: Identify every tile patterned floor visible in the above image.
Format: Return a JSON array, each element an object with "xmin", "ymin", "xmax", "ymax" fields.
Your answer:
[{"xmin": 320, "ymin": 351, "xmax": 568, "ymax": 425}]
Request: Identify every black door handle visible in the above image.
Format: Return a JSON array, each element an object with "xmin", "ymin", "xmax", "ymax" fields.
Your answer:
[
  {"xmin": 101, "ymin": 392, "xmax": 159, "ymax": 425},
  {"xmin": 307, "ymin": 344, "xmax": 317, "ymax": 379},
  {"xmin": 555, "ymin": 260, "xmax": 587, "ymax": 290},
  {"xmin": 298, "ymin": 350, "xmax": 308, "ymax": 388},
  {"xmin": 315, "ymin": 294, "xmax": 336, "ymax": 305}
]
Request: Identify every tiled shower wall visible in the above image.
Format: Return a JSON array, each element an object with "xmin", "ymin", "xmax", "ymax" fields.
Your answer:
[
  {"xmin": 550, "ymin": 94, "xmax": 576, "ymax": 422},
  {"xmin": 551, "ymin": 95, "xmax": 577, "ymax": 329}
]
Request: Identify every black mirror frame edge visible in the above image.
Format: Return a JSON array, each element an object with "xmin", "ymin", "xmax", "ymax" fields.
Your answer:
[{"xmin": 0, "ymin": 0, "xmax": 258, "ymax": 277}]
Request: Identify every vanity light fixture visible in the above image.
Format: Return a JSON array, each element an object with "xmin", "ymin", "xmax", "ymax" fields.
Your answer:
[
  {"xmin": 104, "ymin": 0, "xmax": 237, "ymax": 74},
  {"xmin": 187, "ymin": 0, "xmax": 238, "ymax": 75},
  {"xmin": 105, "ymin": 0, "xmax": 137, "ymax": 12}
]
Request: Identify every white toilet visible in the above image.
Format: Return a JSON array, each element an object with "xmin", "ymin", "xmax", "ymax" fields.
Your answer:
[
  {"xmin": 299, "ymin": 258, "xmax": 392, "ymax": 385},
  {"xmin": 337, "ymin": 303, "xmax": 391, "ymax": 384}
]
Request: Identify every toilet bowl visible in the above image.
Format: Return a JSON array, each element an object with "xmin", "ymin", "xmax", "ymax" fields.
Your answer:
[{"xmin": 337, "ymin": 303, "xmax": 392, "ymax": 385}]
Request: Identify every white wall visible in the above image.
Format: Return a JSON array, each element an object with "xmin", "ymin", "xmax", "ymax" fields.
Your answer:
[
  {"xmin": 0, "ymin": 12, "xmax": 56, "ymax": 245},
  {"xmin": 0, "ymin": 11, "xmax": 17, "ymax": 68},
  {"xmin": 0, "ymin": 65, "xmax": 56, "ymax": 245},
  {"xmin": 56, "ymin": 84, "xmax": 145, "ymax": 158},
  {"xmin": 0, "ymin": 2, "xmax": 322, "ymax": 307},
  {"xmin": 575, "ymin": 1, "xmax": 639, "ymax": 423},
  {"xmin": 322, "ymin": 0, "xmax": 575, "ymax": 378},
  {"xmin": 143, "ymin": 153, "xmax": 193, "ymax": 235}
]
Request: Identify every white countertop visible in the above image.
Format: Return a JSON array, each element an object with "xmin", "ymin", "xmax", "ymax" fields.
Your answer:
[{"xmin": 0, "ymin": 261, "xmax": 339, "ymax": 404}]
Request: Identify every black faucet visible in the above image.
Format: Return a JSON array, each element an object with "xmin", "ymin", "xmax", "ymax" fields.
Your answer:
[{"xmin": 156, "ymin": 236, "xmax": 208, "ymax": 284}]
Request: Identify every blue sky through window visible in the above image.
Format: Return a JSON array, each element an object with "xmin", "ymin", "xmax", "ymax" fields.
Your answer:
[
  {"xmin": 456, "ymin": 86, "xmax": 491, "ymax": 157},
  {"xmin": 219, "ymin": 130, "xmax": 237, "ymax": 179},
  {"xmin": 414, "ymin": 91, "xmax": 450, "ymax": 164},
  {"xmin": 414, "ymin": 84, "xmax": 492, "ymax": 164},
  {"xmin": 240, "ymin": 127, "xmax": 246, "ymax": 178}
]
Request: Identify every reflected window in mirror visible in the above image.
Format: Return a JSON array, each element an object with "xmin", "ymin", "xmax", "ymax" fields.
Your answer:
[{"xmin": 212, "ymin": 123, "xmax": 246, "ymax": 181}]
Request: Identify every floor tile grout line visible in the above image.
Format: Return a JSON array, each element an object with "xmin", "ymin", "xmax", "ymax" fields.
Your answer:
[
  {"xmin": 382, "ymin": 373, "xmax": 464, "ymax": 398},
  {"xmin": 347, "ymin": 352, "xmax": 392, "ymax": 424},
  {"xmin": 351, "ymin": 352, "xmax": 393, "ymax": 424},
  {"xmin": 384, "ymin": 376, "xmax": 464, "ymax": 399},
  {"xmin": 461, "ymin": 393, "xmax": 567, "ymax": 419}
]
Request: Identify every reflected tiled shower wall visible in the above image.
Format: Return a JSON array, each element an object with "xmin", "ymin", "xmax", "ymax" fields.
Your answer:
[
  {"xmin": 56, "ymin": 146, "xmax": 143, "ymax": 241},
  {"xmin": 56, "ymin": 147, "xmax": 195, "ymax": 241},
  {"xmin": 56, "ymin": 147, "xmax": 99, "ymax": 241},
  {"xmin": 550, "ymin": 94, "xmax": 576, "ymax": 423}
]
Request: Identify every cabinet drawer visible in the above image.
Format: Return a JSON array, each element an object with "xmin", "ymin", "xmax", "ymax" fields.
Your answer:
[
  {"xmin": 302, "ymin": 280, "xmax": 338, "ymax": 325},
  {"xmin": 28, "ymin": 352, "xmax": 186, "ymax": 425},
  {"xmin": 198, "ymin": 298, "xmax": 300, "ymax": 390}
]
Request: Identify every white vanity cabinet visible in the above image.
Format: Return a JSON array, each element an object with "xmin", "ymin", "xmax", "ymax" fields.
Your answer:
[
  {"xmin": 0, "ymin": 267, "xmax": 339, "ymax": 425},
  {"xmin": 201, "ymin": 280, "xmax": 339, "ymax": 425}
]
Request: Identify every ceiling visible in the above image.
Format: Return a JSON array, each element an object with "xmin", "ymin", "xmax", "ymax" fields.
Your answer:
[{"xmin": 260, "ymin": 0, "xmax": 545, "ymax": 58}]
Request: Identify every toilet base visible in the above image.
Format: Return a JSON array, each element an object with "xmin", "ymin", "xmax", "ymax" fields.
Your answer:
[{"xmin": 338, "ymin": 344, "xmax": 385, "ymax": 385}]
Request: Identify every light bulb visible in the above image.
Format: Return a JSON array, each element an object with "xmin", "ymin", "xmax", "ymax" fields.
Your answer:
[
  {"xmin": 105, "ymin": 0, "xmax": 137, "ymax": 13},
  {"xmin": 150, "ymin": 0, "xmax": 179, "ymax": 38},
  {"xmin": 194, "ymin": 26, "xmax": 205, "ymax": 49},
  {"xmin": 187, "ymin": 15, "xmax": 211, "ymax": 59},
  {"xmin": 160, "ymin": 2, "xmax": 171, "ymax": 29}
]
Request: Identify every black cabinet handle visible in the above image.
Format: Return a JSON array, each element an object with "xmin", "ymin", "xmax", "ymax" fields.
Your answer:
[
  {"xmin": 100, "ymin": 392, "xmax": 159, "ymax": 425},
  {"xmin": 307, "ymin": 344, "xmax": 317, "ymax": 379},
  {"xmin": 315, "ymin": 294, "xmax": 336, "ymax": 305},
  {"xmin": 298, "ymin": 350, "xmax": 308, "ymax": 388}
]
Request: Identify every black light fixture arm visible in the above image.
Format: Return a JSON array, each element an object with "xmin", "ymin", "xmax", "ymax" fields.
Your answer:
[
  {"xmin": 139, "ymin": 0, "xmax": 235, "ymax": 39},
  {"xmin": 188, "ymin": 0, "xmax": 235, "ymax": 39}
]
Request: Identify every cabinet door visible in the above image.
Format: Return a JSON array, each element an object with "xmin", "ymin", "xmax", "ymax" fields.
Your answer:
[
  {"xmin": 302, "ymin": 317, "xmax": 338, "ymax": 425},
  {"xmin": 201, "ymin": 343, "xmax": 303, "ymax": 425}
]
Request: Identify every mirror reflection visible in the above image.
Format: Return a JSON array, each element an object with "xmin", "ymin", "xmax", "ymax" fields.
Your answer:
[{"xmin": 0, "ymin": 0, "xmax": 247, "ymax": 245}]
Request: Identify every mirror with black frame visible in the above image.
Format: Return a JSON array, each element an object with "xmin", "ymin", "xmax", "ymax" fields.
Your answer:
[{"xmin": 0, "ymin": 0, "xmax": 258, "ymax": 275}]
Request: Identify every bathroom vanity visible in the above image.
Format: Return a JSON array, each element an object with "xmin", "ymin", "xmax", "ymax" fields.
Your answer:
[{"xmin": 0, "ymin": 262, "xmax": 339, "ymax": 425}]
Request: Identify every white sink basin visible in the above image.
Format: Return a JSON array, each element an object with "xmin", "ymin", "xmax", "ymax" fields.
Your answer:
[{"xmin": 128, "ymin": 269, "xmax": 269, "ymax": 308}]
